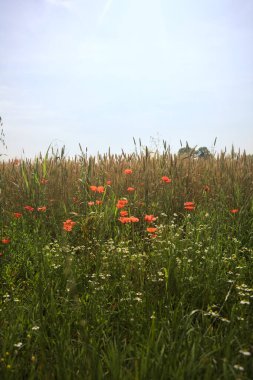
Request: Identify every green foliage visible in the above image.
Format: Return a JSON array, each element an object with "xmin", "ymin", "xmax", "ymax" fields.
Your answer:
[
  {"xmin": 0, "ymin": 147, "xmax": 253, "ymax": 379},
  {"xmin": 178, "ymin": 143, "xmax": 212, "ymax": 159},
  {"xmin": 196, "ymin": 146, "xmax": 212, "ymax": 158},
  {"xmin": 178, "ymin": 142, "xmax": 194, "ymax": 156}
]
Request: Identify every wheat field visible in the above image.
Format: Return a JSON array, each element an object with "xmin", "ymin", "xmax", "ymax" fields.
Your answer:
[{"xmin": 1, "ymin": 145, "xmax": 253, "ymax": 379}]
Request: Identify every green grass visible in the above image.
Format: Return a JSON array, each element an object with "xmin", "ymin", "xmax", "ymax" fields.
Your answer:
[{"xmin": 0, "ymin": 148, "xmax": 253, "ymax": 379}]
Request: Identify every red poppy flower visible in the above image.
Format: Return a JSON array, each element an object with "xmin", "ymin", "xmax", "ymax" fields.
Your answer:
[
  {"xmin": 13, "ymin": 212, "xmax": 22, "ymax": 218},
  {"xmin": 230, "ymin": 209, "xmax": 239, "ymax": 214},
  {"xmin": 127, "ymin": 187, "xmax": 135, "ymax": 192},
  {"xmin": 184, "ymin": 206, "xmax": 195, "ymax": 211},
  {"xmin": 129, "ymin": 216, "xmax": 139, "ymax": 223},
  {"xmin": 40, "ymin": 178, "xmax": 48, "ymax": 185},
  {"xmin": 116, "ymin": 202, "xmax": 125, "ymax": 209},
  {"xmin": 184, "ymin": 202, "xmax": 194, "ymax": 206},
  {"xmin": 96, "ymin": 200, "xmax": 103, "ymax": 205},
  {"xmin": 184, "ymin": 202, "xmax": 195, "ymax": 211},
  {"xmin": 118, "ymin": 216, "xmax": 139, "ymax": 223},
  {"xmin": 97, "ymin": 186, "xmax": 105, "ymax": 193},
  {"xmin": 63, "ymin": 219, "xmax": 76, "ymax": 232},
  {"xmin": 37, "ymin": 206, "xmax": 47, "ymax": 212},
  {"xmin": 120, "ymin": 210, "xmax": 128, "ymax": 217},
  {"xmin": 124, "ymin": 169, "xmax": 132, "ymax": 174},
  {"xmin": 24, "ymin": 205, "xmax": 34, "ymax": 212},
  {"xmin": 88, "ymin": 201, "xmax": 95, "ymax": 206},
  {"xmin": 63, "ymin": 224, "xmax": 73, "ymax": 232},
  {"xmin": 116, "ymin": 199, "xmax": 128, "ymax": 209},
  {"xmin": 118, "ymin": 217, "xmax": 131, "ymax": 224},
  {"xmin": 146, "ymin": 227, "xmax": 157, "ymax": 233},
  {"xmin": 2, "ymin": 238, "xmax": 10, "ymax": 244},
  {"xmin": 90, "ymin": 185, "xmax": 97, "ymax": 192},
  {"xmin": 107, "ymin": 180, "xmax": 112, "ymax": 185},
  {"xmin": 144, "ymin": 214, "xmax": 157, "ymax": 223},
  {"xmin": 161, "ymin": 176, "xmax": 171, "ymax": 183}
]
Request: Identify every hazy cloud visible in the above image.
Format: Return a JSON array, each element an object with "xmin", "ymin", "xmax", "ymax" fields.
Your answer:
[
  {"xmin": 1, "ymin": 0, "xmax": 252, "ymax": 157},
  {"xmin": 98, "ymin": 0, "xmax": 113, "ymax": 25},
  {"xmin": 45, "ymin": 0, "xmax": 74, "ymax": 9}
]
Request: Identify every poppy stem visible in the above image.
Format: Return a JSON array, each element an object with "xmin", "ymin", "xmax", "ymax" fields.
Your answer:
[{"xmin": 131, "ymin": 223, "xmax": 135, "ymax": 243}]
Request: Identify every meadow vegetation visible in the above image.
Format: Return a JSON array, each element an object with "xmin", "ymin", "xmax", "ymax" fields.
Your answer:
[{"xmin": 1, "ymin": 143, "xmax": 253, "ymax": 379}]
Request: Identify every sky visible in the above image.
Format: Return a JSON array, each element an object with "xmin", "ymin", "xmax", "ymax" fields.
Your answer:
[{"xmin": 0, "ymin": 0, "xmax": 253, "ymax": 158}]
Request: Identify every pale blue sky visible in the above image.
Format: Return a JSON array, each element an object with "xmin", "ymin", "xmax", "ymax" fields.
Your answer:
[{"xmin": 1, "ymin": 0, "xmax": 253, "ymax": 158}]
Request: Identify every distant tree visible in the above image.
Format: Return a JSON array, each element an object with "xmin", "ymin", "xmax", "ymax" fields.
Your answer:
[
  {"xmin": 195, "ymin": 146, "xmax": 212, "ymax": 159},
  {"xmin": 178, "ymin": 144, "xmax": 213, "ymax": 159},
  {"xmin": 178, "ymin": 143, "xmax": 196, "ymax": 157}
]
